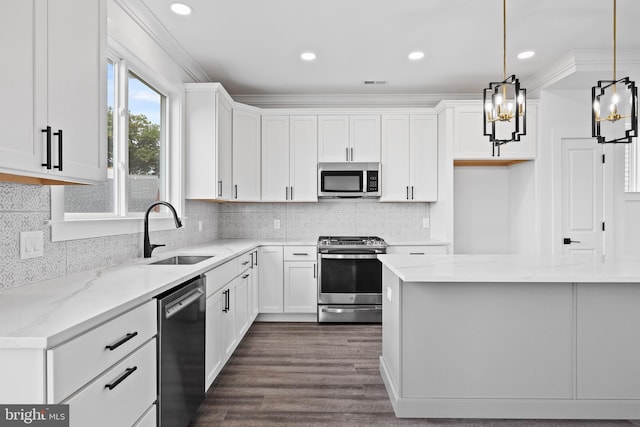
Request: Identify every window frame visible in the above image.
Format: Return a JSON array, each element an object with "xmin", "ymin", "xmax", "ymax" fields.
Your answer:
[{"xmin": 50, "ymin": 44, "xmax": 184, "ymax": 242}]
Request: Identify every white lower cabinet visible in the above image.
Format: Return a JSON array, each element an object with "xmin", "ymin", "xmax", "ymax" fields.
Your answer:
[
  {"xmin": 258, "ymin": 246, "xmax": 284, "ymax": 313},
  {"xmin": 204, "ymin": 250, "xmax": 257, "ymax": 390},
  {"xmin": 64, "ymin": 338, "xmax": 156, "ymax": 427},
  {"xmin": 283, "ymin": 246, "xmax": 317, "ymax": 313},
  {"xmin": 283, "ymin": 261, "xmax": 317, "ymax": 313},
  {"xmin": 259, "ymin": 246, "xmax": 317, "ymax": 314}
]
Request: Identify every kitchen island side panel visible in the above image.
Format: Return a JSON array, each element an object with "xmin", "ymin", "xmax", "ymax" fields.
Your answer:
[
  {"xmin": 400, "ymin": 281, "xmax": 574, "ymax": 399},
  {"xmin": 381, "ymin": 266, "xmax": 401, "ymax": 393}
]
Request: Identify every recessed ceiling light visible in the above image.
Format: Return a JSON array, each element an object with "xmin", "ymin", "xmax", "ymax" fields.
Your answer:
[
  {"xmin": 517, "ymin": 50, "xmax": 535, "ymax": 59},
  {"xmin": 408, "ymin": 51, "xmax": 425, "ymax": 61},
  {"xmin": 170, "ymin": 3, "xmax": 192, "ymax": 15},
  {"xmin": 300, "ymin": 52, "xmax": 316, "ymax": 61}
]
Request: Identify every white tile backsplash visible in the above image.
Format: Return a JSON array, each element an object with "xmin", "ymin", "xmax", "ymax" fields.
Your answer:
[{"xmin": 0, "ymin": 182, "xmax": 430, "ymax": 289}]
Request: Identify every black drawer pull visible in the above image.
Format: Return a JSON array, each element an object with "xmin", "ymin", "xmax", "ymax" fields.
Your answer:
[
  {"xmin": 242, "ymin": 274, "xmax": 250, "ymax": 279},
  {"xmin": 293, "ymin": 253, "xmax": 308, "ymax": 256},
  {"xmin": 105, "ymin": 332, "xmax": 138, "ymax": 351},
  {"xmin": 241, "ymin": 261, "xmax": 250, "ymax": 266},
  {"xmin": 54, "ymin": 129, "xmax": 63, "ymax": 171},
  {"xmin": 41, "ymin": 126, "xmax": 52, "ymax": 169},
  {"xmin": 104, "ymin": 366, "xmax": 137, "ymax": 390}
]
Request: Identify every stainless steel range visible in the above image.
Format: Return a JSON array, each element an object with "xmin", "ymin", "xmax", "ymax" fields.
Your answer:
[{"xmin": 317, "ymin": 236, "xmax": 387, "ymax": 323}]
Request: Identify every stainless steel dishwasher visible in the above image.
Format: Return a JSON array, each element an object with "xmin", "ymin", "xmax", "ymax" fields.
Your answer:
[{"xmin": 157, "ymin": 275, "xmax": 206, "ymax": 427}]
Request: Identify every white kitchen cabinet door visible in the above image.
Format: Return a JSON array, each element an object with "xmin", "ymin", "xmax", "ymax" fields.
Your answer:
[
  {"xmin": 232, "ymin": 108, "xmax": 261, "ymax": 201},
  {"xmin": 205, "ymin": 291, "xmax": 223, "ymax": 389},
  {"xmin": 0, "ymin": 0, "xmax": 106, "ymax": 184},
  {"xmin": 258, "ymin": 246, "xmax": 284, "ymax": 313},
  {"xmin": 453, "ymin": 102, "xmax": 536, "ymax": 160},
  {"xmin": 235, "ymin": 273, "xmax": 251, "ymax": 338},
  {"xmin": 221, "ymin": 283, "xmax": 236, "ymax": 361},
  {"xmin": 350, "ymin": 115, "xmax": 380, "ymax": 162},
  {"xmin": 0, "ymin": 0, "xmax": 42, "ymax": 175},
  {"xmin": 261, "ymin": 116, "xmax": 290, "ymax": 201},
  {"xmin": 289, "ymin": 116, "xmax": 318, "ymax": 201},
  {"xmin": 318, "ymin": 116, "xmax": 349, "ymax": 162},
  {"xmin": 381, "ymin": 114, "xmax": 437, "ymax": 202},
  {"xmin": 410, "ymin": 114, "xmax": 438, "ymax": 201},
  {"xmin": 381, "ymin": 115, "xmax": 410, "ymax": 201},
  {"xmin": 283, "ymin": 261, "xmax": 317, "ymax": 313},
  {"xmin": 186, "ymin": 84, "xmax": 234, "ymax": 199},
  {"xmin": 218, "ymin": 94, "xmax": 233, "ymax": 199}
]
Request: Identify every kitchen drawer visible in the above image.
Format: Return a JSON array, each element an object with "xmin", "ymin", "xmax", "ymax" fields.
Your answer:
[
  {"xmin": 64, "ymin": 338, "xmax": 157, "ymax": 427},
  {"xmin": 237, "ymin": 251, "xmax": 253, "ymax": 273},
  {"xmin": 284, "ymin": 246, "xmax": 317, "ymax": 262},
  {"xmin": 47, "ymin": 300, "xmax": 157, "ymax": 403},
  {"xmin": 205, "ymin": 259, "xmax": 238, "ymax": 297},
  {"xmin": 386, "ymin": 245, "xmax": 447, "ymax": 255},
  {"xmin": 133, "ymin": 404, "xmax": 156, "ymax": 427}
]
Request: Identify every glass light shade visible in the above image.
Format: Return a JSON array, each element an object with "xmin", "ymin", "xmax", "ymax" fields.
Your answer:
[{"xmin": 592, "ymin": 77, "xmax": 638, "ymax": 144}]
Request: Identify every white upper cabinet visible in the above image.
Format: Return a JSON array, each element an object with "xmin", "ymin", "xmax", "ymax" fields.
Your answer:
[
  {"xmin": 0, "ymin": 0, "xmax": 106, "ymax": 184},
  {"xmin": 453, "ymin": 102, "xmax": 537, "ymax": 160},
  {"xmin": 185, "ymin": 83, "xmax": 233, "ymax": 200},
  {"xmin": 381, "ymin": 114, "xmax": 437, "ymax": 202},
  {"xmin": 232, "ymin": 107, "xmax": 261, "ymax": 201},
  {"xmin": 318, "ymin": 115, "xmax": 380, "ymax": 162},
  {"xmin": 262, "ymin": 115, "xmax": 317, "ymax": 202}
]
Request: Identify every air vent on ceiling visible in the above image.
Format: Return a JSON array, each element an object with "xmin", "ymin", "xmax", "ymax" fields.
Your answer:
[{"xmin": 363, "ymin": 80, "xmax": 387, "ymax": 85}]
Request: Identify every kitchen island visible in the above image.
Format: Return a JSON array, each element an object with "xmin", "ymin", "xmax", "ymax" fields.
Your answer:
[{"xmin": 378, "ymin": 254, "xmax": 640, "ymax": 420}]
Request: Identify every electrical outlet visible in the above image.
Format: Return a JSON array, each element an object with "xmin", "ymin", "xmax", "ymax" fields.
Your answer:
[
  {"xmin": 274, "ymin": 219, "xmax": 281, "ymax": 229},
  {"xmin": 423, "ymin": 217, "xmax": 430, "ymax": 228},
  {"xmin": 198, "ymin": 220, "xmax": 203, "ymax": 231},
  {"xmin": 20, "ymin": 230, "xmax": 44, "ymax": 259},
  {"xmin": 386, "ymin": 286, "xmax": 393, "ymax": 302}
]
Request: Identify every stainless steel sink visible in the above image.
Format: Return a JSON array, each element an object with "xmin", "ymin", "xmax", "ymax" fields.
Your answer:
[{"xmin": 148, "ymin": 255, "xmax": 214, "ymax": 265}]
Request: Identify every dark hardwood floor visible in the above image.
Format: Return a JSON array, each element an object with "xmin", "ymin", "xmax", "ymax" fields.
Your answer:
[{"xmin": 189, "ymin": 322, "xmax": 639, "ymax": 427}]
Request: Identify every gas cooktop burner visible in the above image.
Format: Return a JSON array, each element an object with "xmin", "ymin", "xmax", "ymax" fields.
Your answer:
[{"xmin": 318, "ymin": 236, "xmax": 386, "ymax": 248}]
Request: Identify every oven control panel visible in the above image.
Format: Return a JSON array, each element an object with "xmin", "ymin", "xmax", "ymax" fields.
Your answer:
[{"xmin": 366, "ymin": 171, "xmax": 378, "ymax": 193}]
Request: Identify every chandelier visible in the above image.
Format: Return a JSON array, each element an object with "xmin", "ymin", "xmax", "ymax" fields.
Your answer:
[
  {"xmin": 483, "ymin": 0, "xmax": 527, "ymax": 157},
  {"xmin": 592, "ymin": 0, "xmax": 638, "ymax": 144}
]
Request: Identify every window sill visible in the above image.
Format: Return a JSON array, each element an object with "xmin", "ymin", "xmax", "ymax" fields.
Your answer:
[{"xmin": 50, "ymin": 216, "xmax": 185, "ymax": 242}]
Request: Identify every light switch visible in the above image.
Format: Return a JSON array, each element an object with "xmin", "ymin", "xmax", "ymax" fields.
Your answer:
[
  {"xmin": 20, "ymin": 230, "xmax": 44, "ymax": 259},
  {"xmin": 386, "ymin": 286, "xmax": 392, "ymax": 302}
]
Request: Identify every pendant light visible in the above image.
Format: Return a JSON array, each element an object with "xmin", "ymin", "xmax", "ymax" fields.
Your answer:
[
  {"xmin": 592, "ymin": 0, "xmax": 638, "ymax": 144},
  {"xmin": 483, "ymin": 0, "xmax": 527, "ymax": 157}
]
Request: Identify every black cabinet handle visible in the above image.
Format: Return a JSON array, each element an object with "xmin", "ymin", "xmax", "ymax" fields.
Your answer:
[
  {"xmin": 104, "ymin": 366, "xmax": 137, "ymax": 390},
  {"xmin": 406, "ymin": 186, "xmax": 409, "ymax": 200},
  {"xmin": 54, "ymin": 129, "xmax": 63, "ymax": 171},
  {"xmin": 222, "ymin": 289, "xmax": 230, "ymax": 312},
  {"xmin": 218, "ymin": 181, "xmax": 222, "ymax": 197},
  {"xmin": 234, "ymin": 185, "xmax": 238, "ymax": 199},
  {"xmin": 346, "ymin": 147, "xmax": 349, "ymax": 161},
  {"xmin": 313, "ymin": 264, "xmax": 316, "ymax": 278},
  {"xmin": 291, "ymin": 186, "xmax": 294, "ymax": 200},
  {"xmin": 254, "ymin": 250, "xmax": 258, "ymax": 266},
  {"xmin": 242, "ymin": 274, "xmax": 249, "ymax": 279},
  {"xmin": 293, "ymin": 253, "xmax": 308, "ymax": 256},
  {"xmin": 105, "ymin": 332, "xmax": 138, "ymax": 351},
  {"xmin": 41, "ymin": 126, "xmax": 52, "ymax": 169},
  {"xmin": 350, "ymin": 147, "xmax": 353, "ymax": 161},
  {"xmin": 411, "ymin": 186, "xmax": 414, "ymax": 200},
  {"xmin": 241, "ymin": 261, "xmax": 250, "ymax": 266}
]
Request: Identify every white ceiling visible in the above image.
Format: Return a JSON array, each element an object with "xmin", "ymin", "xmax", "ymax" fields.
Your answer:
[{"xmin": 136, "ymin": 0, "xmax": 640, "ymax": 99}]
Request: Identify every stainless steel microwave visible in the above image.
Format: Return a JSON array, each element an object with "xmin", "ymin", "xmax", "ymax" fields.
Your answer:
[{"xmin": 318, "ymin": 162, "xmax": 380, "ymax": 198}]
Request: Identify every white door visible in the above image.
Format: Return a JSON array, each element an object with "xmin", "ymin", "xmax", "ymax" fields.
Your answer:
[
  {"xmin": 381, "ymin": 115, "xmax": 410, "ymax": 201},
  {"xmin": 261, "ymin": 116, "xmax": 290, "ymax": 201},
  {"xmin": 318, "ymin": 116, "xmax": 349, "ymax": 162},
  {"xmin": 0, "ymin": 0, "xmax": 42, "ymax": 175},
  {"xmin": 561, "ymin": 138, "xmax": 603, "ymax": 255},
  {"xmin": 217, "ymin": 94, "xmax": 233, "ymax": 199},
  {"xmin": 290, "ymin": 116, "xmax": 318, "ymax": 201},
  {"xmin": 410, "ymin": 114, "xmax": 438, "ymax": 202},
  {"xmin": 205, "ymin": 292, "xmax": 223, "ymax": 389},
  {"xmin": 258, "ymin": 246, "xmax": 284, "ymax": 313},
  {"xmin": 283, "ymin": 261, "xmax": 317, "ymax": 313},
  {"xmin": 350, "ymin": 115, "xmax": 380, "ymax": 162},
  {"xmin": 232, "ymin": 108, "xmax": 261, "ymax": 200}
]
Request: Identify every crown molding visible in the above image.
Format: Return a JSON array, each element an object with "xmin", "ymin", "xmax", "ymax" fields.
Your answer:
[
  {"xmin": 111, "ymin": 0, "xmax": 210, "ymax": 83},
  {"xmin": 527, "ymin": 49, "xmax": 640, "ymax": 95},
  {"xmin": 232, "ymin": 92, "xmax": 482, "ymax": 109}
]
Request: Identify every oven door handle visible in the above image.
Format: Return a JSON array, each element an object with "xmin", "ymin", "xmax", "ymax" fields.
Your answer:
[
  {"xmin": 320, "ymin": 254, "xmax": 380, "ymax": 259},
  {"xmin": 321, "ymin": 306, "xmax": 380, "ymax": 313}
]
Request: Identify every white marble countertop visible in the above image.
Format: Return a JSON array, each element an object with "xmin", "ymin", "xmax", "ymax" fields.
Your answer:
[
  {"xmin": 0, "ymin": 239, "xmax": 313, "ymax": 350},
  {"xmin": 379, "ymin": 254, "xmax": 640, "ymax": 283}
]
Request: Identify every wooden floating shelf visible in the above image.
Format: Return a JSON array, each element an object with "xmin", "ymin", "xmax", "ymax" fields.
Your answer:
[{"xmin": 453, "ymin": 159, "xmax": 531, "ymax": 167}]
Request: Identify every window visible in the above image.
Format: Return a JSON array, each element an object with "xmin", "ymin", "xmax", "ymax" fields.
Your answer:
[
  {"xmin": 64, "ymin": 59, "xmax": 167, "ymax": 216},
  {"xmin": 51, "ymin": 49, "xmax": 182, "ymax": 242}
]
